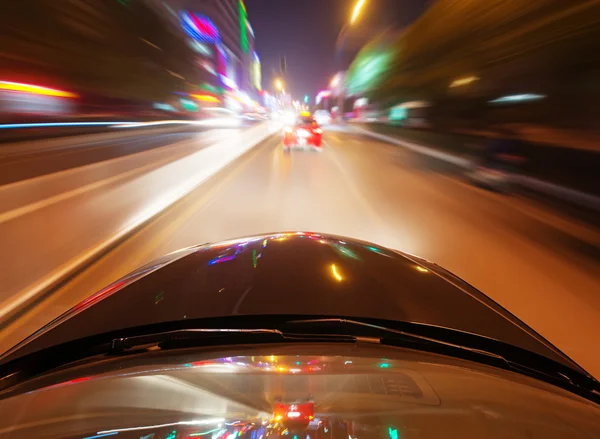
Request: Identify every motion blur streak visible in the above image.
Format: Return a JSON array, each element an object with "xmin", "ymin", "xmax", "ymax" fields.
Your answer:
[
  {"xmin": 2, "ymin": 127, "xmax": 598, "ymax": 380},
  {"xmin": 0, "ymin": 81, "xmax": 78, "ymax": 98},
  {"xmin": 0, "ymin": 122, "xmax": 277, "ymax": 321}
]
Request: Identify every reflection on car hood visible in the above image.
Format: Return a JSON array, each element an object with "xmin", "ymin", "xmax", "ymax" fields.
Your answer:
[
  {"xmin": 3, "ymin": 232, "xmax": 573, "ymax": 367},
  {"xmin": 1, "ymin": 350, "xmax": 599, "ymax": 439}
]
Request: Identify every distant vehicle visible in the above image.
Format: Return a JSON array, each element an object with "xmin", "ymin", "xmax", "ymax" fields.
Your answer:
[
  {"xmin": 283, "ymin": 114, "xmax": 322, "ymax": 151},
  {"xmin": 1, "ymin": 232, "xmax": 599, "ymax": 439},
  {"xmin": 313, "ymin": 109, "xmax": 332, "ymax": 125},
  {"xmin": 273, "ymin": 401, "xmax": 314, "ymax": 427}
]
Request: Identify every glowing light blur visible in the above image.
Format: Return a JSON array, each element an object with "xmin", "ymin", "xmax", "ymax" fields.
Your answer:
[
  {"xmin": 192, "ymin": 94, "xmax": 221, "ymax": 103},
  {"xmin": 489, "ymin": 94, "xmax": 546, "ymax": 104},
  {"xmin": 0, "ymin": 122, "xmax": 130, "ymax": 129},
  {"xmin": 82, "ymin": 434, "xmax": 118, "ymax": 439},
  {"xmin": 350, "ymin": 0, "xmax": 367, "ymax": 24},
  {"xmin": 0, "ymin": 80, "xmax": 78, "ymax": 98},
  {"xmin": 449, "ymin": 76, "xmax": 479, "ymax": 88},
  {"xmin": 331, "ymin": 264, "xmax": 343, "ymax": 282},
  {"xmin": 99, "ymin": 418, "xmax": 225, "ymax": 434}
]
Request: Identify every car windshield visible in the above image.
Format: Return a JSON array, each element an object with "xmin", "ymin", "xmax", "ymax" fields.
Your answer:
[
  {"xmin": 1, "ymin": 0, "xmax": 600, "ymax": 436},
  {"xmin": 297, "ymin": 116, "xmax": 315, "ymax": 125},
  {"xmin": 1, "ymin": 351, "xmax": 599, "ymax": 439}
]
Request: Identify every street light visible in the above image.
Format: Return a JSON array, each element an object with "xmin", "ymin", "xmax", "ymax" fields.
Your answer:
[
  {"xmin": 330, "ymin": 75, "xmax": 340, "ymax": 88},
  {"xmin": 274, "ymin": 78, "xmax": 284, "ymax": 91},
  {"xmin": 350, "ymin": 0, "xmax": 367, "ymax": 25}
]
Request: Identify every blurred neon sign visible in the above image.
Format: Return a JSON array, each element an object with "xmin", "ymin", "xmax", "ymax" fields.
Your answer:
[
  {"xmin": 0, "ymin": 80, "xmax": 78, "ymax": 98},
  {"xmin": 181, "ymin": 12, "xmax": 221, "ymax": 44}
]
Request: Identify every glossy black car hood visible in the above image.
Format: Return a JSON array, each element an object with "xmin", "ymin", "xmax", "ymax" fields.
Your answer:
[{"xmin": 3, "ymin": 232, "xmax": 572, "ymax": 367}]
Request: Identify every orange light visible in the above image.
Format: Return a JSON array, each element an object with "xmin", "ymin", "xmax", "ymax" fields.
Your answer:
[
  {"xmin": 274, "ymin": 415, "xmax": 283, "ymax": 421},
  {"xmin": 308, "ymin": 415, "xmax": 314, "ymax": 420},
  {"xmin": 0, "ymin": 80, "xmax": 78, "ymax": 98},
  {"xmin": 191, "ymin": 94, "xmax": 221, "ymax": 103}
]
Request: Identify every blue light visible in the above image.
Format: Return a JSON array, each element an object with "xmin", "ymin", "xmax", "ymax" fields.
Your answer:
[
  {"xmin": 180, "ymin": 11, "xmax": 221, "ymax": 44},
  {"xmin": 83, "ymin": 433, "xmax": 118, "ymax": 439},
  {"xmin": 208, "ymin": 255, "xmax": 237, "ymax": 265},
  {"xmin": 0, "ymin": 122, "xmax": 132, "ymax": 129}
]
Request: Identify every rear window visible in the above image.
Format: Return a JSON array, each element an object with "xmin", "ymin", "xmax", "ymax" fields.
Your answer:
[{"xmin": 297, "ymin": 116, "xmax": 314, "ymax": 125}]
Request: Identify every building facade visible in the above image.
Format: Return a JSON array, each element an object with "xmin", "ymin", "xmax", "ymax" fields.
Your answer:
[{"xmin": 151, "ymin": 0, "xmax": 262, "ymax": 111}]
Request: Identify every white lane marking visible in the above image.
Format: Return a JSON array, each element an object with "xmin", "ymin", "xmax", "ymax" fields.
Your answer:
[
  {"xmin": 0, "ymin": 155, "xmax": 178, "ymax": 225},
  {"xmin": 352, "ymin": 125, "xmax": 471, "ymax": 167},
  {"xmin": 0, "ymin": 130, "xmax": 225, "ymax": 191},
  {"xmin": 0, "ymin": 132, "xmax": 234, "ymax": 223}
]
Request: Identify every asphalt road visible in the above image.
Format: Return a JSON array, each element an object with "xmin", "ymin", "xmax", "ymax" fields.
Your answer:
[{"xmin": 2, "ymin": 126, "xmax": 599, "ymax": 378}]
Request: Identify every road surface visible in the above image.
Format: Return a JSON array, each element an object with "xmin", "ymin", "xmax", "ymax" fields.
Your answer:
[
  {"xmin": 2, "ymin": 126, "xmax": 599, "ymax": 378},
  {"xmin": 0, "ymin": 124, "xmax": 235, "ymax": 185}
]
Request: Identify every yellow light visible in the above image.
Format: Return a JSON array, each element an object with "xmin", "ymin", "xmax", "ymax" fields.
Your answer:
[
  {"xmin": 191, "ymin": 94, "xmax": 221, "ymax": 103},
  {"xmin": 449, "ymin": 76, "xmax": 479, "ymax": 88},
  {"xmin": 300, "ymin": 111, "xmax": 311, "ymax": 116},
  {"xmin": 415, "ymin": 266, "xmax": 429, "ymax": 273},
  {"xmin": 277, "ymin": 366, "xmax": 287, "ymax": 372},
  {"xmin": 270, "ymin": 355, "xmax": 275, "ymax": 361},
  {"xmin": 331, "ymin": 264, "xmax": 343, "ymax": 282},
  {"xmin": 275, "ymin": 78, "xmax": 283, "ymax": 91},
  {"xmin": 350, "ymin": 0, "xmax": 367, "ymax": 24},
  {"xmin": 330, "ymin": 75, "xmax": 340, "ymax": 88},
  {"xmin": 274, "ymin": 415, "xmax": 283, "ymax": 422},
  {"xmin": 0, "ymin": 80, "xmax": 78, "ymax": 98}
]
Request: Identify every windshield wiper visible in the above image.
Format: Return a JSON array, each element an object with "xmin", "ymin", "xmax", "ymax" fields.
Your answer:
[
  {"xmin": 285, "ymin": 318, "xmax": 506, "ymax": 359},
  {"xmin": 283, "ymin": 317, "xmax": 600, "ymax": 402},
  {"xmin": 110, "ymin": 328, "xmax": 359, "ymax": 352}
]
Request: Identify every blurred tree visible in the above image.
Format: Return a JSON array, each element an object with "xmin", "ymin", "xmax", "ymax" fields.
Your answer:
[
  {"xmin": 349, "ymin": 0, "xmax": 600, "ymax": 127},
  {"xmin": 0, "ymin": 0, "xmax": 199, "ymax": 103}
]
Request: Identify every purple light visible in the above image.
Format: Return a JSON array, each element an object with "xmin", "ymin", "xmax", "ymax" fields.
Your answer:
[{"xmin": 181, "ymin": 11, "xmax": 221, "ymax": 44}]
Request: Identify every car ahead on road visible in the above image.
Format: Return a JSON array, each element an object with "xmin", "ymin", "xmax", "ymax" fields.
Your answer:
[
  {"xmin": 313, "ymin": 109, "xmax": 332, "ymax": 125},
  {"xmin": 1, "ymin": 232, "xmax": 599, "ymax": 439},
  {"xmin": 283, "ymin": 114, "xmax": 323, "ymax": 151}
]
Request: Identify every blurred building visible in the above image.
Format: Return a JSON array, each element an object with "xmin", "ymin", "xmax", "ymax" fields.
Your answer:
[{"xmin": 150, "ymin": 0, "xmax": 262, "ymax": 111}]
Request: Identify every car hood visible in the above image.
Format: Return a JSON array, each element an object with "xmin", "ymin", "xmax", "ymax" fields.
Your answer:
[{"xmin": 1, "ymin": 232, "xmax": 575, "ymax": 368}]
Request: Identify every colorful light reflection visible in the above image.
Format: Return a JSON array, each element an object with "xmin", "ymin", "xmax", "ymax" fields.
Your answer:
[{"xmin": 0, "ymin": 80, "xmax": 78, "ymax": 98}]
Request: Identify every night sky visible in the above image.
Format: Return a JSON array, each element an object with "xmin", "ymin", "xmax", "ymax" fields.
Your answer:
[{"xmin": 245, "ymin": 0, "xmax": 430, "ymax": 99}]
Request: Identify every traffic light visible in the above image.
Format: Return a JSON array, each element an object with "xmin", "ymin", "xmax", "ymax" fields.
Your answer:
[{"xmin": 304, "ymin": 95, "xmax": 309, "ymax": 103}]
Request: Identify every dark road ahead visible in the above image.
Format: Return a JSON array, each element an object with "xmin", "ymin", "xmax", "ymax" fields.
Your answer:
[{"xmin": 2, "ymin": 125, "xmax": 599, "ymax": 378}]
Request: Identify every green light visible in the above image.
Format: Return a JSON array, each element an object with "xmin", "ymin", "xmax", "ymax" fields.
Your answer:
[
  {"xmin": 388, "ymin": 427, "xmax": 399, "ymax": 439},
  {"xmin": 389, "ymin": 106, "xmax": 407, "ymax": 122},
  {"xmin": 296, "ymin": 361, "xmax": 301, "ymax": 365},
  {"xmin": 239, "ymin": 1, "xmax": 249, "ymax": 53},
  {"xmin": 201, "ymin": 83, "xmax": 224, "ymax": 95},
  {"xmin": 365, "ymin": 245, "xmax": 385, "ymax": 255},
  {"xmin": 304, "ymin": 95, "xmax": 309, "ymax": 103},
  {"xmin": 166, "ymin": 430, "xmax": 177, "ymax": 439},
  {"xmin": 180, "ymin": 98, "xmax": 198, "ymax": 112},
  {"xmin": 380, "ymin": 362, "xmax": 390, "ymax": 368},
  {"xmin": 252, "ymin": 249, "xmax": 258, "ymax": 268}
]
